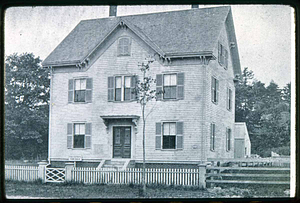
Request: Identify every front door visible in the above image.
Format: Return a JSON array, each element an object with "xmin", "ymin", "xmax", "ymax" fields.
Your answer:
[{"xmin": 113, "ymin": 127, "xmax": 131, "ymax": 158}]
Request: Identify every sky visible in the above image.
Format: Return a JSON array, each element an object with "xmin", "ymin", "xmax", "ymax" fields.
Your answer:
[{"xmin": 4, "ymin": 5, "xmax": 294, "ymax": 88}]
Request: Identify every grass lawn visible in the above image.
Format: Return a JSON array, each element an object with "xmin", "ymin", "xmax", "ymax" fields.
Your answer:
[{"xmin": 5, "ymin": 180, "xmax": 290, "ymax": 199}]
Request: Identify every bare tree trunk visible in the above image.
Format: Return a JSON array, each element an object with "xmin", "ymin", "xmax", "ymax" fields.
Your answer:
[
  {"xmin": 142, "ymin": 69, "xmax": 146, "ymax": 196},
  {"xmin": 142, "ymin": 104, "xmax": 146, "ymax": 195}
]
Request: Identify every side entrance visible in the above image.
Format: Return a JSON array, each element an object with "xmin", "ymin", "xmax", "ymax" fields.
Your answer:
[{"xmin": 113, "ymin": 126, "xmax": 131, "ymax": 158}]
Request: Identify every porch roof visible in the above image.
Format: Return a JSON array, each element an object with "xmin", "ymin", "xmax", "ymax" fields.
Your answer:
[{"xmin": 100, "ymin": 115, "xmax": 140, "ymax": 119}]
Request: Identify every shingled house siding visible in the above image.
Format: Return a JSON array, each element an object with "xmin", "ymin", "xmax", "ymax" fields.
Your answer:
[
  {"xmin": 205, "ymin": 24, "xmax": 235, "ymax": 159},
  {"xmin": 49, "ymin": 29, "xmax": 207, "ymax": 162}
]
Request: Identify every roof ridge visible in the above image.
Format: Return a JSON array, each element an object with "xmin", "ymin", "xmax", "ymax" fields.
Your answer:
[{"xmin": 80, "ymin": 6, "xmax": 231, "ymax": 22}]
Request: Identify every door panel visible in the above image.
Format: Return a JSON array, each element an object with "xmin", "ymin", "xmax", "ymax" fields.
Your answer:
[{"xmin": 113, "ymin": 127, "xmax": 131, "ymax": 158}]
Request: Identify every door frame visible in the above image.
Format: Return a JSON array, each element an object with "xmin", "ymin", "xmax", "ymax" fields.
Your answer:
[{"xmin": 111, "ymin": 125, "xmax": 132, "ymax": 159}]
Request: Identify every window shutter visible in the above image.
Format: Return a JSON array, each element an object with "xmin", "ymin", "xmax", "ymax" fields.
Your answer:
[
  {"xmin": 68, "ymin": 79, "xmax": 74, "ymax": 103},
  {"xmin": 108, "ymin": 77, "xmax": 114, "ymax": 101},
  {"xmin": 210, "ymin": 124, "xmax": 213, "ymax": 151},
  {"xmin": 117, "ymin": 38, "xmax": 122, "ymax": 56},
  {"xmin": 226, "ymin": 88, "xmax": 229, "ymax": 110},
  {"xmin": 226, "ymin": 127, "xmax": 228, "ymax": 151},
  {"xmin": 211, "ymin": 77, "xmax": 214, "ymax": 102},
  {"xmin": 218, "ymin": 42, "xmax": 222, "ymax": 64},
  {"xmin": 156, "ymin": 74, "xmax": 163, "ymax": 101},
  {"xmin": 86, "ymin": 78, "xmax": 93, "ymax": 103},
  {"xmin": 67, "ymin": 123, "xmax": 73, "ymax": 149},
  {"xmin": 128, "ymin": 37, "xmax": 132, "ymax": 56},
  {"xmin": 85, "ymin": 123, "xmax": 92, "ymax": 148},
  {"xmin": 155, "ymin": 122, "xmax": 161, "ymax": 149},
  {"xmin": 177, "ymin": 73, "xmax": 184, "ymax": 100},
  {"xmin": 130, "ymin": 75, "xmax": 137, "ymax": 101},
  {"xmin": 176, "ymin": 122, "xmax": 183, "ymax": 149},
  {"xmin": 224, "ymin": 49, "xmax": 228, "ymax": 69},
  {"xmin": 216, "ymin": 79, "xmax": 219, "ymax": 104}
]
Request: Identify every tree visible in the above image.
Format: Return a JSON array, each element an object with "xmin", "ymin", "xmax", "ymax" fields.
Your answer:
[
  {"xmin": 235, "ymin": 67, "xmax": 291, "ymax": 157},
  {"xmin": 5, "ymin": 53, "xmax": 50, "ymax": 160},
  {"xmin": 135, "ymin": 57, "xmax": 160, "ymax": 196}
]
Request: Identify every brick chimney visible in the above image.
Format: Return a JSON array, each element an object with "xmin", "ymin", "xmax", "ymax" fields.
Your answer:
[
  {"xmin": 191, "ymin": 5, "xmax": 199, "ymax": 9},
  {"xmin": 109, "ymin": 5, "xmax": 117, "ymax": 17}
]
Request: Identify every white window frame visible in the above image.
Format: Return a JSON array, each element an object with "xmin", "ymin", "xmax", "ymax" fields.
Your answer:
[
  {"xmin": 74, "ymin": 78, "xmax": 87, "ymax": 102},
  {"xmin": 73, "ymin": 123, "xmax": 86, "ymax": 149},
  {"xmin": 163, "ymin": 73, "xmax": 178, "ymax": 100},
  {"xmin": 114, "ymin": 75, "xmax": 132, "ymax": 102}
]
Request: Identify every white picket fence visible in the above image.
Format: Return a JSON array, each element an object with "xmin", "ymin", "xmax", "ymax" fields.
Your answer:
[
  {"xmin": 5, "ymin": 165, "xmax": 39, "ymax": 182},
  {"xmin": 72, "ymin": 167, "xmax": 200, "ymax": 186}
]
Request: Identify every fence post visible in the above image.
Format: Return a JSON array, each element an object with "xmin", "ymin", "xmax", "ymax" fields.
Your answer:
[
  {"xmin": 65, "ymin": 162, "xmax": 74, "ymax": 182},
  {"xmin": 38, "ymin": 161, "xmax": 48, "ymax": 183},
  {"xmin": 198, "ymin": 163, "xmax": 207, "ymax": 188}
]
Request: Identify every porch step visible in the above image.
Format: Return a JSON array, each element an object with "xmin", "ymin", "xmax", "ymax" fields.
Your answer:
[{"xmin": 101, "ymin": 159, "xmax": 130, "ymax": 170}]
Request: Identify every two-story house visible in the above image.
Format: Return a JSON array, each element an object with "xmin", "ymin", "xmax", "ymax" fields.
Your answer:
[{"xmin": 42, "ymin": 6, "xmax": 243, "ymax": 169}]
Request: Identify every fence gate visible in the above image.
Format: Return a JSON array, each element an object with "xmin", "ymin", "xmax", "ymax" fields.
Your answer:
[{"xmin": 45, "ymin": 168, "xmax": 65, "ymax": 183}]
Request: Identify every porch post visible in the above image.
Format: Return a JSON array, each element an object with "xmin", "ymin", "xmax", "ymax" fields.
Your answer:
[
  {"xmin": 65, "ymin": 162, "xmax": 75, "ymax": 182},
  {"xmin": 38, "ymin": 160, "xmax": 48, "ymax": 183},
  {"xmin": 198, "ymin": 163, "xmax": 207, "ymax": 188}
]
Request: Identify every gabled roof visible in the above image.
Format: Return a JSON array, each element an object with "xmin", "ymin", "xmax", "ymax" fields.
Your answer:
[{"xmin": 42, "ymin": 6, "xmax": 240, "ymax": 73}]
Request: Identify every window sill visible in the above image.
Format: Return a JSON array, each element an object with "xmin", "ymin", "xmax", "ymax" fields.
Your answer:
[
  {"xmin": 212, "ymin": 101, "xmax": 218, "ymax": 105},
  {"xmin": 117, "ymin": 54, "xmax": 131, "ymax": 57},
  {"xmin": 108, "ymin": 100, "xmax": 138, "ymax": 103},
  {"xmin": 156, "ymin": 149, "xmax": 183, "ymax": 151},
  {"xmin": 69, "ymin": 102, "xmax": 91, "ymax": 104},
  {"xmin": 70, "ymin": 148, "xmax": 90, "ymax": 150},
  {"xmin": 160, "ymin": 98, "xmax": 181, "ymax": 102}
]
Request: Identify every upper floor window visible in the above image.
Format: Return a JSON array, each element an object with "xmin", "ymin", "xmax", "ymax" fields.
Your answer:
[
  {"xmin": 117, "ymin": 37, "xmax": 131, "ymax": 56},
  {"xmin": 226, "ymin": 128, "xmax": 231, "ymax": 151},
  {"xmin": 108, "ymin": 75, "xmax": 137, "ymax": 102},
  {"xmin": 156, "ymin": 73, "xmax": 184, "ymax": 101},
  {"xmin": 227, "ymin": 87, "xmax": 232, "ymax": 111},
  {"xmin": 218, "ymin": 42, "xmax": 228, "ymax": 69},
  {"xmin": 211, "ymin": 76, "xmax": 219, "ymax": 104},
  {"xmin": 75, "ymin": 79, "xmax": 86, "ymax": 102},
  {"xmin": 163, "ymin": 74, "xmax": 177, "ymax": 99},
  {"xmin": 68, "ymin": 78, "xmax": 93, "ymax": 103}
]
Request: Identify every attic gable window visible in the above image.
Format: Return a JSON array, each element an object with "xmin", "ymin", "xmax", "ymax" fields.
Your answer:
[
  {"xmin": 218, "ymin": 42, "xmax": 228, "ymax": 69},
  {"xmin": 118, "ymin": 37, "xmax": 131, "ymax": 56}
]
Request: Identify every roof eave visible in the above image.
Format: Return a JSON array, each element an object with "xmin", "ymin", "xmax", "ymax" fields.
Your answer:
[{"xmin": 42, "ymin": 60, "xmax": 80, "ymax": 67}]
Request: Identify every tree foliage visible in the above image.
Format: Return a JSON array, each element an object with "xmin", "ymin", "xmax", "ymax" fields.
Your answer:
[
  {"xmin": 235, "ymin": 68, "xmax": 291, "ymax": 157},
  {"xmin": 5, "ymin": 53, "xmax": 50, "ymax": 160}
]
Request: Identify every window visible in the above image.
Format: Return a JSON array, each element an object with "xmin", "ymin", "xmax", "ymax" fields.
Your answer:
[
  {"xmin": 156, "ymin": 73, "xmax": 184, "ymax": 101},
  {"xmin": 163, "ymin": 74, "xmax": 177, "ymax": 99},
  {"xmin": 218, "ymin": 42, "xmax": 228, "ymax": 69},
  {"xmin": 227, "ymin": 88, "xmax": 232, "ymax": 110},
  {"xmin": 67, "ymin": 123, "xmax": 92, "ymax": 149},
  {"xmin": 115, "ymin": 76, "xmax": 122, "ymax": 101},
  {"xmin": 163, "ymin": 122, "xmax": 176, "ymax": 149},
  {"xmin": 74, "ymin": 123, "xmax": 85, "ymax": 148},
  {"xmin": 211, "ymin": 77, "xmax": 219, "ymax": 104},
  {"xmin": 210, "ymin": 123, "xmax": 216, "ymax": 151},
  {"xmin": 155, "ymin": 122, "xmax": 183, "ymax": 150},
  {"xmin": 68, "ymin": 78, "xmax": 93, "ymax": 103},
  {"xmin": 118, "ymin": 37, "xmax": 131, "ymax": 56},
  {"xmin": 226, "ymin": 128, "xmax": 231, "ymax": 151},
  {"xmin": 124, "ymin": 76, "xmax": 131, "ymax": 101},
  {"xmin": 108, "ymin": 75, "xmax": 137, "ymax": 102},
  {"xmin": 74, "ymin": 79, "xmax": 86, "ymax": 102}
]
